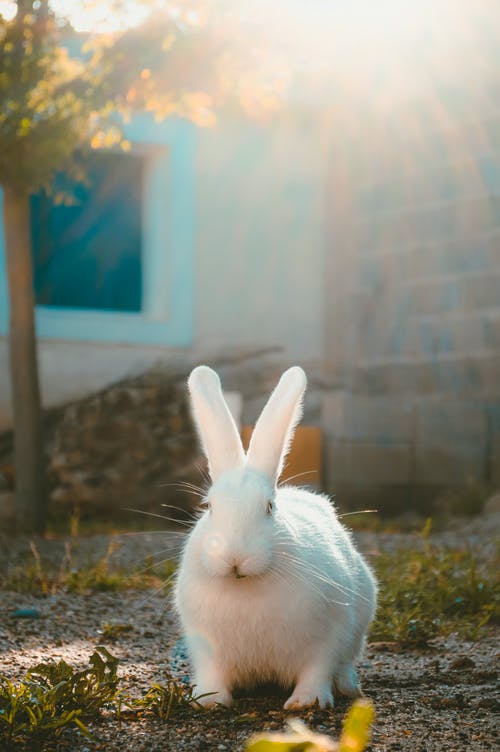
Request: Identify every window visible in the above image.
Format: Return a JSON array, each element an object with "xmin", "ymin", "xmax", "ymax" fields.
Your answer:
[
  {"xmin": 0, "ymin": 117, "xmax": 195, "ymax": 346},
  {"xmin": 31, "ymin": 151, "xmax": 144, "ymax": 313}
]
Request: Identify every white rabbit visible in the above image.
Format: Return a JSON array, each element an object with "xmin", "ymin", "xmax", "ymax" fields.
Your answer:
[{"xmin": 174, "ymin": 365, "xmax": 377, "ymax": 709}]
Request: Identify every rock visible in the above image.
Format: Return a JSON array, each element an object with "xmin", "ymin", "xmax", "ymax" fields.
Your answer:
[{"xmin": 449, "ymin": 655, "xmax": 475, "ymax": 671}]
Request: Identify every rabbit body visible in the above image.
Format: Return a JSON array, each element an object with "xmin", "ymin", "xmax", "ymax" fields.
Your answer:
[{"xmin": 174, "ymin": 366, "xmax": 377, "ymax": 709}]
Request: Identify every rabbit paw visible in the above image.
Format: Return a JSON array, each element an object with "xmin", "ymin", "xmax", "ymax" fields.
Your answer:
[
  {"xmin": 195, "ymin": 687, "xmax": 233, "ymax": 708},
  {"xmin": 284, "ymin": 685, "xmax": 334, "ymax": 710},
  {"xmin": 334, "ymin": 665, "xmax": 363, "ymax": 698}
]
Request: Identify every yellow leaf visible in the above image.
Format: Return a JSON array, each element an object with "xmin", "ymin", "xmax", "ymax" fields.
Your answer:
[{"xmin": 339, "ymin": 700, "xmax": 374, "ymax": 752}]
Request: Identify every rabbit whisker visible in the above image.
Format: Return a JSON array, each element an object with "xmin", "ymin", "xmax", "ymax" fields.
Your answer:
[
  {"xmin": 136, "ymin": 571, "xmax": 178, "ymax": 607},
  {"xmin": 133, "ymin": 554, "xmax": 179, "ymax": 578},
  {"xmin": 160, "ymin": 504, "xmax": 200, "ymax": 521},
  {"xmin": 123, "ymin": 508, "xmax": 194, "ymax": 528},
  {"xmin": 274, "ymin": 549, "xmax": 366, "ymax": 603},
  {"xmin": 279, "ymin": 469, "xmax": 317, "ymax": 485},
  {"xmin": 272, "ymin": 562, "xmax": 336, "ymax": 605},
  {"xmin": 116, "ymin": 530, "xmax": 175, "ymax": 536},
  {"xmin": 193, "ymin": 459, "xmax": 211, "ymax": 485},
  {"xmin": 157, "ymin": 485, "xmax": 206, "ymax": 499}
]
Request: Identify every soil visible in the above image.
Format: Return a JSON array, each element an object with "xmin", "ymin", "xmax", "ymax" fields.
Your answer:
[{"xmin": 0, "ymin": 520, "xmax": 498, "ymax": 751}]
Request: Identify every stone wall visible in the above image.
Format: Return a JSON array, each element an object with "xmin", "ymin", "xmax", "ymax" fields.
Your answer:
[
  {"xmin": 322, "ymin": 113, "xmax": 500, "ymax": 511},
  {"xmin": 0, "ymin": 349, "xmax": 325, "ymax": 520}
]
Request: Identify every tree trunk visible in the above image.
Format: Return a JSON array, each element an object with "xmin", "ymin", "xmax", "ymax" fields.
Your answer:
[{"xmin": 2, "ymin": 184, "xmax": 47, "ymax": 534}]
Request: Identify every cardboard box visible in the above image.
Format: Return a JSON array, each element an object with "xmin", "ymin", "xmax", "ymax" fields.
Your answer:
[{"xmin": 241, "ymin": 425, "xmax": 322, "ymax": 487}]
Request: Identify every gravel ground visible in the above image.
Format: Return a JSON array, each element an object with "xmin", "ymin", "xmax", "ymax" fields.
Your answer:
[{"xmin": 1, "ymin": 518, "xmax": 499, "ymax": 751}]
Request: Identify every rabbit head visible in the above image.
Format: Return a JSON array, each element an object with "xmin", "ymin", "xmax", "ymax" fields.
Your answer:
[{"xmin": 187, "ymin": 365, "xmax": 306, "ymax": 579}]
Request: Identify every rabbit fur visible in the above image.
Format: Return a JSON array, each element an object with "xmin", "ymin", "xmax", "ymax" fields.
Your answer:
[{"xmin": 174, "ymin": 365, "xmax": 377, "ymax": 709}]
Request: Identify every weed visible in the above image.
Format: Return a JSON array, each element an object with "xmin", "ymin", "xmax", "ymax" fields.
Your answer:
[
  {"xmin": 132, "ymin": 677, "xmax": 209, "ymax": 720},
  {"xmin": 370, "ymin": 521, "xmax": 499, "ymax": 646},
  {"xmin": 0, "ymin": 647, "xmax": 120, "ymax": 750}
]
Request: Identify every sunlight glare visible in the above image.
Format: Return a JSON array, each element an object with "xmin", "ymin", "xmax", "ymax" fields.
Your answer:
[
  {"xmin": 52, "ymin": 0, "xmax": 150, "ymax": 33},
  {"xmin": 0, "ymin": 1, "xmax": 152, "ymax": 32},
  {"xmin": 0, "ymin": 0, "xmax": 15, "ymax": 21}
]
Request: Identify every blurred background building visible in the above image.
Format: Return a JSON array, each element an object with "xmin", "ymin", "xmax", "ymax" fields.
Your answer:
[{"xmin": 0, "ymin": 0, "xmax": 499, "ymax": 511}]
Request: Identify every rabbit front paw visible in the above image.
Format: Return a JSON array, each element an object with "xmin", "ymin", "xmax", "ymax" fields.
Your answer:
[
  {"xmin": 334, "ymin": 665, "xmax": 363, "ymax": 698},
  {"xmin": 195, "ymin": 686, "xmax": 233, "ymax": 708},
  {"xmin": 284, "ymin": 684, "xmax": 334, "ymax": 710}
]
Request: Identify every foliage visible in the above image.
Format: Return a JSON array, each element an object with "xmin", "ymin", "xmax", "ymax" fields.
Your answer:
[
  {"xmin": 370, "ymin": 520, "xmax": 499, "ymax": 645},
  {"xmin": 245, "ymin": 700, "xmax": 374, "ymax": 752},
  {"xmin": 0, "ymin": 646, "xmax": 120, "ymax": 749},
  {"xmin": 0, "ymin": 1, "xmax": 285, "ymax": 195},
  {"xmin": 0, "ymin": 648, "xmax": 209, "ymax": 749},
  {"xmin": 0, "ymin": 3, "xmax": 194, "ymax": 192}
]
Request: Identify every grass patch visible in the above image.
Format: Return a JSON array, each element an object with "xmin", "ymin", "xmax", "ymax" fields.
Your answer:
[
  {"xmin": 370, "ymin": 520, "xmax": 500, "ymax": 646},
  {"xmin": 0, "ymin": 647, "xmax": 206, "ymax": 750},
  {"xmin": 0, "ymin": 538, "xmax": 177, "ymax": 595}
]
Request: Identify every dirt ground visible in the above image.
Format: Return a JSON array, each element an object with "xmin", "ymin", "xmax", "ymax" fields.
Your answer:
[{"xmin": 0, "ymin": 523, "xmax": 498, "ymax": 751}]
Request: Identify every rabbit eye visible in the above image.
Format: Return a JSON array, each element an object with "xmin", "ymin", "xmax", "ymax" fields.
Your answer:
[{"xmin": 266, "ymin": 500, "xmax": 273, "ymax": 515}]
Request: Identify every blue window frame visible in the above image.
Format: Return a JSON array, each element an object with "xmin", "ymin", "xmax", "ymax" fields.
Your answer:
[{"xmin": 0, "ymin": 116, "xmax": 195, "ymax": 346}]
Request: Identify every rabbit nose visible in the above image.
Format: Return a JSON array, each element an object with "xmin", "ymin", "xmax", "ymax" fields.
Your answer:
[{"xmin": 232, "ymin": 564, "xmax": 246, "ymax": 579}]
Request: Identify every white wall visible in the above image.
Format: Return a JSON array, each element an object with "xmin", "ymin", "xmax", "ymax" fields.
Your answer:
[
  {"xmin": 0, "ymin": 111, "xmax": 328, "ymax": 429},
  {"xmin": 194, "ymin": 114, "xmax": 326, "ymax": 360}
]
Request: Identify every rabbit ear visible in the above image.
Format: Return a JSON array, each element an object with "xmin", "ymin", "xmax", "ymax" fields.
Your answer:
[
  {"xmin": 246, "ymin": 366, "xmax": 307, "ymax": 484},
  {"xmin": 188, "ymin": 365, "xmax": 245, "ymax": 482}
]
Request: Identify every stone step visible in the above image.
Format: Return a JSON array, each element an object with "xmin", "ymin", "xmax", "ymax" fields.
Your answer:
[
  {"xmin": 350, "ymin": 350, "xmax": 500, "ymax": 395},
  {"xmin": 353, "ymin": 195, "xmax": 500, "ymax": 251}
]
